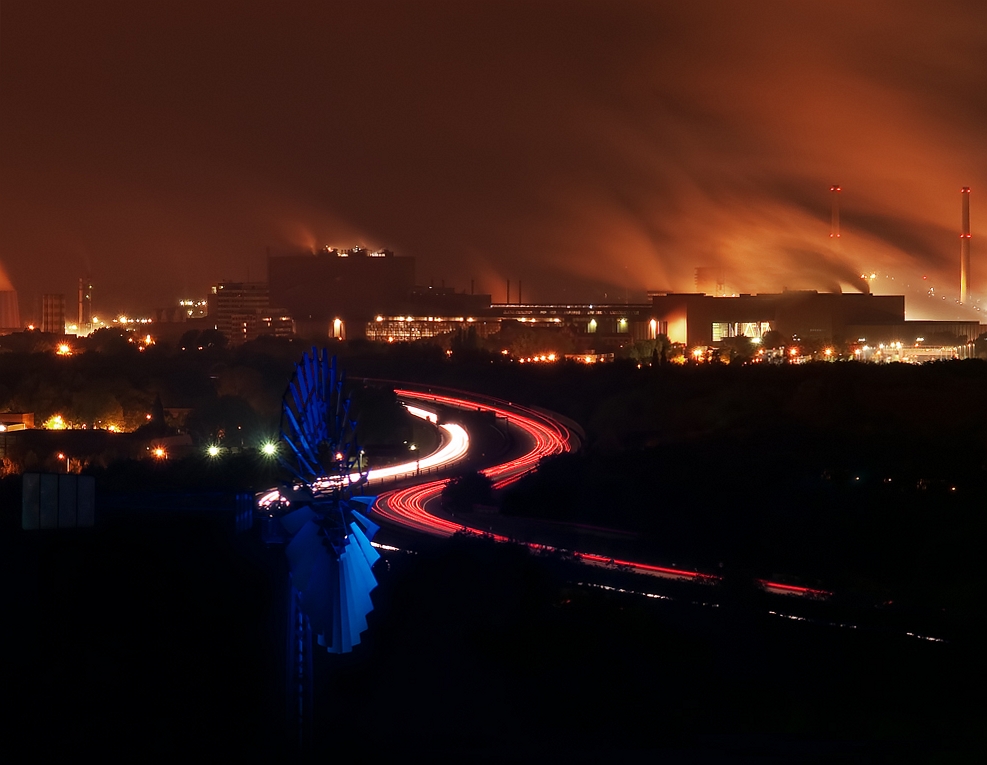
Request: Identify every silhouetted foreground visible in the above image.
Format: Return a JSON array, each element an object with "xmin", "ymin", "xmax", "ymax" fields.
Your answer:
[{"xmin": 4, "ymin": 495, "xmax": 981, "ymax": 759}]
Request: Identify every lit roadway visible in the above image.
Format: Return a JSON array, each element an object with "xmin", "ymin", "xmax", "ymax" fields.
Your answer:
[
  {"xmin": 258, "ymin": 383, "xmax": 832, "ymax": 599},
  {"xmin": 255, "ymin": 403, "xmax": 470, "ymax": 509},
  {"xmin": 367, "ymin": 386, "xmax": 946, "ymax": 640},
  {"xmin": 373, "ymin": 387, "xmax": 734, "ymax": 587},
  {"xmin": 256, "ymin": 384, "xmax": 946, "ymax": 640}
]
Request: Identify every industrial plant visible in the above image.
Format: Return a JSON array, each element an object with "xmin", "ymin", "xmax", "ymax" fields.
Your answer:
[{"xmin": 0, "ymin": 186, "xmax": 982, "ymax": 362}]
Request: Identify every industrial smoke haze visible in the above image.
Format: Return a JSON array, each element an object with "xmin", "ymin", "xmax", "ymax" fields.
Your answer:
[
  {"xmin": 0, "ymin": 260, "xmax": 20, "ymax": 329},
  {"xmin": 0, "ymin": 261, "xmax": 13, "ymax": 292},
  {"xmin": 0, "ymin": 2, "xmax": 984, "ymax": 314}
]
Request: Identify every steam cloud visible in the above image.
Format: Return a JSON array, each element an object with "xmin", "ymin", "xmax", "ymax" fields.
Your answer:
[
  {"xmin": 0, "ymin": 2, "xmax": 983, "ymax": 314},
  {"xmin": 0, "ymin": 261, "xmax": 13, "ymax": 292}
]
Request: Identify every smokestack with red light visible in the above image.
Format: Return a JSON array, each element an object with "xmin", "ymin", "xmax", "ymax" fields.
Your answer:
[
  {"xmin": 830, "ymin": 185, "xmax": 841, "ymax": 240},
  {"xmin": 960, "ymin": 187, "xmax": 971, "ymax": 304}
]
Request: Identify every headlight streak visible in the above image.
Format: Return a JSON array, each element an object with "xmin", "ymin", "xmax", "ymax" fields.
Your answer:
[
  {"xmin": 905, "ymin": 632, "xmax": 947, "ymax": 643},
  {"xmin": 256, "ymin": 402, "xmax": 470, "ymax": 509},
  {"xmin": 362, "ymin": 391, "xmax": 948, "ymax": 643},
  {"xmin": 373, "ymin": 389, "xmax": 719, "ymax": 584},
  {"xmin": 767, "ymin": 611, "xmax": 947, "ymax": 643},
  {"xmin": 757, "ymin": 580, "xmax": 833, "ymax": 598},
  {"xmin": 370, "ymin": 541, "xmax": 403, "ymax": 553},
  {"xmin": 576, "ymin": 581, "xmax": 721, "ymax": 608},
  {"xmin": 263, "ymin": 385, "xmax": 922, "ymax": 633}
]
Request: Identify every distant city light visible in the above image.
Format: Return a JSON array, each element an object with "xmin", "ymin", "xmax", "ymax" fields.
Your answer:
[
  {"xmin": 56, "ymin": 343, "xmax": 71, "ymax": 356},
  {"xmin": 207, "ymin": 445, "xmax": 220, "ymax": 457},
  {"xmin": 514, "ymin": 352, "xmax": 559, "ymax": 363},
  {"xmin": 44, "ymin": 414, "xmax": 67, "ymax": 430},
  {"xmin": 261, "ymin": 442, "xmax": 277, "ymax": 456},
  {"xmin": 152, "ymin": 447, "xmax": 167, "ymax": 459}
]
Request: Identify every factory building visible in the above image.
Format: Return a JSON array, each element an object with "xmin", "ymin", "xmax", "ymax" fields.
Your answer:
[
  {"xmin": 217, "ymin": 239, "xmax": 986, "ymax": 355},
  {"xmin": 493, "ymin": 303, "xmax": 654, "ymax": 340},
  {"xmin": 268, "ymin": 246, "xmax": 415, "ymax": 332},
  {"xmin": 845, "ymin": 321, "xmax": 985, "ymax": 347},
  {"xmin": 649, "ymin": 291, "xmax": 907, "ymax": 346},
  {"xmin": 362, "ymin": 302, "xmax": 655, "ymax": 348},
  {"xmin": 649, "ymin": 290, "xmax": 984, "ymax": 351},
  {"xmin": 207, "ymin": 282, "xmax": 286, "ymax": 346}
]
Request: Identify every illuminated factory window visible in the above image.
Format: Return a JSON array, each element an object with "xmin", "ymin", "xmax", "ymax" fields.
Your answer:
[{"xmin": 712, "ymin": 321, "xmax": 771, "ymax": 341}]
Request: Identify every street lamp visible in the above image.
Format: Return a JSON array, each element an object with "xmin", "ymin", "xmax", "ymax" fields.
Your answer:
[
  {"xmin": 409, "ymin": 443, "xmax": 419, "ymax": 475},
  {"xmin": 57, "ymin": 452, "xmax": 69, "ymax": 472}
]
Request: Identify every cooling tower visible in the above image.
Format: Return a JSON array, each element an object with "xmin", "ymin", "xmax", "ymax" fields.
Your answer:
[{"xmin": 0, "ymin": 290, "xmax": 20, "ymax": 330}]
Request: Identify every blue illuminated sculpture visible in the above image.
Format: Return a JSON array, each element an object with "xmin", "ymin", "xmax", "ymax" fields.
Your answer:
[{"xmin": 276, "ymin": 349, "xmax": 379, "ymax": 655}]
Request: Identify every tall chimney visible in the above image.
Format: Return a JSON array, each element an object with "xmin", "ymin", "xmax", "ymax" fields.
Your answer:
[
  {"xmin": 830, "ymin": 185, "xmax": 841, "ymax": 240},
  {"xmin": 506, "ymin": 279, "xmax": 510, "ymax": 304},
  {"xmin": 518, "ymin": 280, "xmax": 522, "ymax": 304},
  {"xmin": 960, "ymin": 187, "xmax": 971, "ymax": 303}
]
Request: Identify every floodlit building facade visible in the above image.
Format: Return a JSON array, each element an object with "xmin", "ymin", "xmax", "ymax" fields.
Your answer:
[
  {"xmin": 208, "ymin": 282, "xmax": 288, "ymax": 345},
  {"xmin": 649, "ymin": 291, "xmax": 907, "ymax": 346}
]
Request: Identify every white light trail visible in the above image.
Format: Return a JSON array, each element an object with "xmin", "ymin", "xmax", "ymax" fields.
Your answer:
[{"xmin": 256, "ymin": 403, "xmax": 469, "ymax": 508}]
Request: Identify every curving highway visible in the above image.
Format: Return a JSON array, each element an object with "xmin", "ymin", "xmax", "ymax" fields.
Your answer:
[
  {"xmin": 258, "ymin": 382, "xmax": 831, "ymax": 596},
  {"xmin": 372, "ymin": 387, "xmax": 725, "ymax": 584},
  {"xmin": 256, "ymin": 402, "xmax": 470, "ymax": 510}
]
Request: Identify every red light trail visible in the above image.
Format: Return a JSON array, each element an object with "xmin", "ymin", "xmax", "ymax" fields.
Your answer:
[
  {"xmin": 373, "ymin": 387, "xmax": 721, "ymax": 583},
  {"xmin": 757, "ymin": 580, "xmax": 833, "ymax": 598}
]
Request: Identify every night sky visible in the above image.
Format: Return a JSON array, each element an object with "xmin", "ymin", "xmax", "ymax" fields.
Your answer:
[{"xmin": 1, "ymin": 1, "xmax": 985, "ymax": 318}]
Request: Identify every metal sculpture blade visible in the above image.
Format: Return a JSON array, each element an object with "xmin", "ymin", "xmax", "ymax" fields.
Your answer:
[{"xmin": 276, "ymin": 350, "xmax": 378, "ymax": 654}]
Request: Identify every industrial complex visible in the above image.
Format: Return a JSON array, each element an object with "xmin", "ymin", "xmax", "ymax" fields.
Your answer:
[{"xmin": 1, "ymin": 188, "xmax": 983, "ymax": 359}]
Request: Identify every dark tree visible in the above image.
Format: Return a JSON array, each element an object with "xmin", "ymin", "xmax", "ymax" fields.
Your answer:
[{"xmin": 441, "ymin": 471, "xmax": 494, "ymax": 512}]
